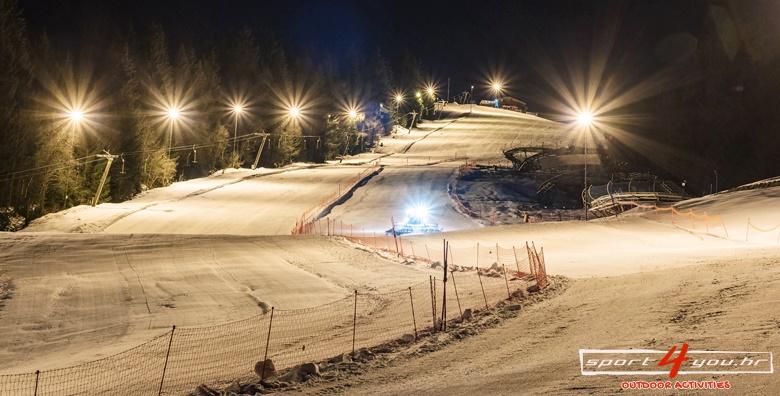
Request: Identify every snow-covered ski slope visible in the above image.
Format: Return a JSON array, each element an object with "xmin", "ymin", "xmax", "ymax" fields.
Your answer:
[
  {"xmin": 2, "ymin": 104, "xmax": 778, "ymax": 374},
  {"xmin": 23, "ymin": 165, "xmax": 373, "ymax": 235},
  {"xmin": 0, "ymin": 233, "xmax": 444, "ymax": 373},
  {"xmin": 325, "ymin": 105, "xmax": 566, "ymax": 232},
  {"xmin": 23, "ymin": 105, "xmax": 564, "ymax": 236}
]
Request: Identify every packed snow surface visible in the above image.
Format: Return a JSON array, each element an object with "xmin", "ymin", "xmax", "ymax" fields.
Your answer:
[{"xmin": 3, "ymin": 104, "xmax": 779, "ymax": 377}]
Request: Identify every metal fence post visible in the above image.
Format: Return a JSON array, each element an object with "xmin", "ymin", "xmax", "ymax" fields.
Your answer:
[
  {"xmin": 450, "ymin": 271, "xmax": 463, "ymax": 321},
  {"xmin": 261, "ymin": 307, "xmax": 275, "ymax": 381},
  {"xmin": 408, "ymin": 287, "xmax": 418, "ymax": 340},
  {"xmin": 352, "ymin": 290, "xmax": 358, "ymax": 357},
  {"xmin": 158, "ymin": 325, "xmax": 176, "ymax": 396}
]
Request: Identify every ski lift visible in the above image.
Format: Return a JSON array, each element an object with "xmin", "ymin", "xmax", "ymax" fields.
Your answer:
[
  {"xmin": 119, "ymin": 154, "xmax": 126, "ymax": 175},
  {"xmin": 191, "ymin": 145, "xmax": 198, "ymax": 164},
  {"xmin": 316, "ymin": 137, "xmax": 321, "ymax": 149}
]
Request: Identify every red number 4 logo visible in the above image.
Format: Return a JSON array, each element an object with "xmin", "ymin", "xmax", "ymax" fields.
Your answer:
[{"xmin": 658, "ymin": 343, "xmax": 689, "ymax": 378}]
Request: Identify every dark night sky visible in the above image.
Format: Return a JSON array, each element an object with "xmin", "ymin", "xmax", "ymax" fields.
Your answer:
[
  {"xmin": 12, "ymin": 0, "xmax": 780, "ymax": 187},
  {"xmin": 17, "ymin": 0, "xmax": 710, "ymax": 101}
]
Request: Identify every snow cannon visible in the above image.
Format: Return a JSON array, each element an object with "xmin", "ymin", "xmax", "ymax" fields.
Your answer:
[{"xmin": 387, "ymin": 204, "xmax": 441, "ymax": 235}]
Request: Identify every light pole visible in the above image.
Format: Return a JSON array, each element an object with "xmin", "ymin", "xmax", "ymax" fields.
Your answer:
[
  {"xmin": 166, "ymin": 107, "xmax": 180, "ymax": 156},
  {"xmin": 231, "ymin": 104, "xmax": 243, "ymax": 159},
  {"xmin": 491, "ymin": 81, "xmax": 503, "ymax": 108},
  {"xmin": 577, "ymin": 111, "xmax": 594, "ymax": 220},
  {"xmin": 393, "ymin": 93, "xmax": 404, "ymax": 126},
  {"xmin": 64, "ymin": 108, "xmax": 86, "ymax": 207},
  {"xmin": 469, "ymin": 85, "xmax": 474, "ymax": 112}
]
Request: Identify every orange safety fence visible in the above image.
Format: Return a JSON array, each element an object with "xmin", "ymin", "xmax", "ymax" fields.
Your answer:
[
  {"xmin": 291, "ymin": 162, "xmax": 381, "ymax": 235},
  {"xmin": 620, "ymin": 201, "xmax": 732, "ymax": 240},
  {"xmin": 294, "ymin": 218, "xmax": 548, "ymax": 290},
  {"xmin": 745, "ymin": 217, "xmax": 780, "ymax": 244},
  {"xmin": 620, "ymin": 201, "xmax": 780, "ymax": 244}
]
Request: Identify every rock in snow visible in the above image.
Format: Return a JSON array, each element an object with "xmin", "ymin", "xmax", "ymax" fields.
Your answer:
[
  {"xmin": 279, "ymin": 362, "xmax": 321, "ymax": 383},
  {"xmin": 254, "ymin": 359, "xmax": 277, "ymax": 379}
]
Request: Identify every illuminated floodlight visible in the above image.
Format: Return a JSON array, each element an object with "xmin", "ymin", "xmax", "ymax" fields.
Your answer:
[
  {"xmin": 348, "ymin": 109, "xmax": 358, "ymax": 119},
  {"xmin": 415, "ymin": 91, "xmax": 422, "ymax": 98},
  {"xmin": 394, "ymin": 93, "xmax": 404, "ymax": 103},
  {"xmin": 67, "ymin": 109, "xmax": 85, "ymax": 123},
  {"xmin": 232, "ymin": 104, "xmax": 244, "ymax": 114},
  {"xmin": 288, "ymin": 105, "xmax": 301, "ymax": 119},
  {"xmin": 577, "ymin": 111, "xmax": 594, "ymax": 126},
  {"xmin": 167, "ymin": 107, "xmax": 181, "ymax": 120}
]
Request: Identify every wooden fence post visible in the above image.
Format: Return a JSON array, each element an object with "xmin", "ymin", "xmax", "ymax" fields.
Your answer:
[
  {"xmin": 33, "ymin": 370, "xmax": 39, "ymax": 396},
  {"xmin": 391, "ymin": 217, "xmax": 400, "ymax": 256},
  {"xmin": 352, "ymin": 290, "xmax": 358, "ymax": 357},
  {"xmin": 429, "ymin": 276, "xmax": 436, "ymax": 332},
  {"xmin": 441, "ymin": 240, "xmax": 448, "ymax": 331},
  {"xmin": 477, "ymin": 269, "xmax": 488, "ymax": 310},
  {"xmin": 261, "ymin": 308, "xmax": 275, "ymax": 381},
  {"xmin": 450, "ymin": 271, "xmax": 463, "ymax": 321},
  {"xmin": 158, "ymin": 325, "xmax": 176, "ymax": 396},
  {"xmin": 503, "ymin": 264, "xmax": 511, "ymax": 299},
  {"xmin": 409, "ymin": 287, "xmax": 418, "ymax": 340}
]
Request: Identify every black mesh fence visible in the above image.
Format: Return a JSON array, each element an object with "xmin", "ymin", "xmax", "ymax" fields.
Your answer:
[{"xmin": 0, "ymin": 247, "xmax": 542, "ymax": 396}]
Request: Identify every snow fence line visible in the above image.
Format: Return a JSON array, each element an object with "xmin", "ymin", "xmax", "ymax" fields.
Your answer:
[
  {"xmin": 291, "ymin": 162, "xmax": 382, "ymax": 235},
  {"xmin": 0, "ymin": 242, "xmax": 548, "ymax": 396},
  {"xmin": 293, "ymin": 215, "xmax": 548, "ymax": 291},
  {"xmin": 626, "ymin": 202, "xmax": 780, "ymax": 244}
]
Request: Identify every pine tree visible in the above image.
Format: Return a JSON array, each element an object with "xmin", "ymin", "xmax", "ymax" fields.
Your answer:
[{"xmin": 0, "ymin": 0, "xmax": 35, "ymax": 220}]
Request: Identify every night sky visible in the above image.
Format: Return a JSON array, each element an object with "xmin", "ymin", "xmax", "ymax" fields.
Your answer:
[{"xmin": 17, "ymin": 0, "xmax": 711, "ymax": 102}]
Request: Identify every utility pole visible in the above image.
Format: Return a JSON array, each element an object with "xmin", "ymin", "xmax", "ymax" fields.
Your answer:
[
  {"xmin": 446, "ymin": 78, "xmax": 450, "ymax": 103},
  {"xmin": 251, "ymin": 133, "xmax": 268, "ymax": 170},
  {"xmin": 92, "ymin": 151, "xmax": 118, "ymax": 207}
]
